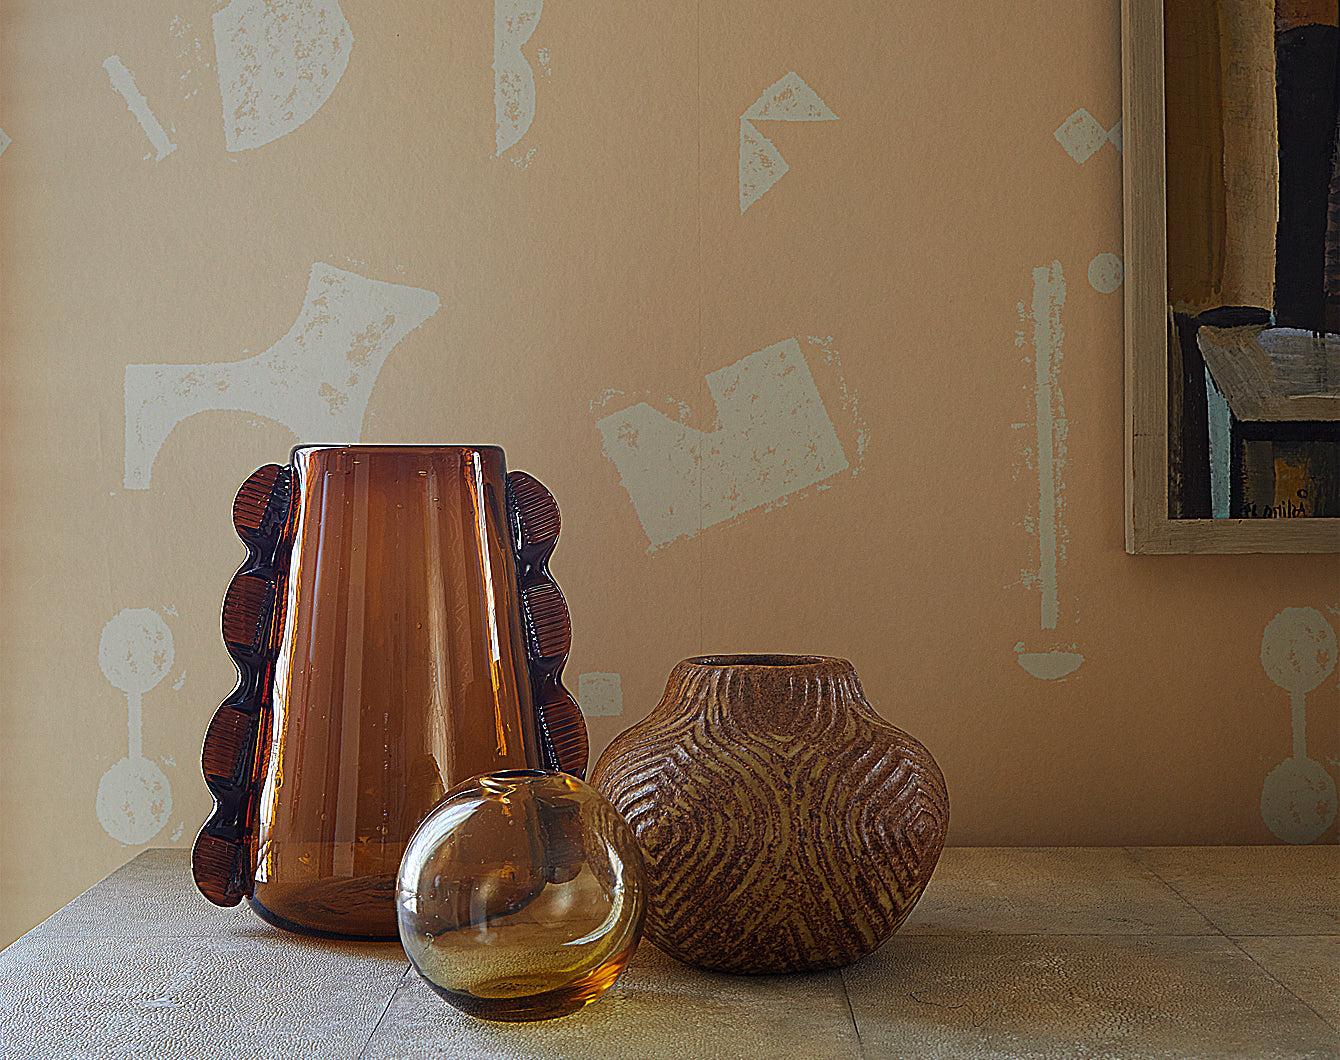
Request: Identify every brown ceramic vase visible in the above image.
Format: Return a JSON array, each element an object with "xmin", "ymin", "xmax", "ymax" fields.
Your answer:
[{"xmin": 589, "ymin": 654, "xmax": 948, "ymax": 974}]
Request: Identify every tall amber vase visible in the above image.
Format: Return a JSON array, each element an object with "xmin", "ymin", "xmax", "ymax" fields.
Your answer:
[
  {"xmin": 590, "ymin": 654, "xmax": 948, "ymax": 973},
  {"xmin": 192, "ymin": 445, "xmax": 586, "ymax": 939}
]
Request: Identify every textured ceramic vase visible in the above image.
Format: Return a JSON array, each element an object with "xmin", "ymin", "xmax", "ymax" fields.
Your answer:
[
  {"xmin": 397, "ymin": 769, "xmax": 646, "ymax": 1022},
  {"xmin": 589, "ymin": 654, "xmax": 948, "ymax": 974}
]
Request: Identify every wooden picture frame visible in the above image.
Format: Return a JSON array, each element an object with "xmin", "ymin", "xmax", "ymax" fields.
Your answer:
[{"xmin": 1122, "ymin": 0, "xmax": 1340, "ymax": 553}]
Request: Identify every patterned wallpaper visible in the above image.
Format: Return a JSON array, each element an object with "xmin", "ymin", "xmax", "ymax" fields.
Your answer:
[{"xmin": 0, "ymin": 0, "xmax": 1335, "ymax": 947}]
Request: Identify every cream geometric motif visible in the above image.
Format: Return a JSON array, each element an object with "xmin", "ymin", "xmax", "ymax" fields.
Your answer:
[
  {"xmin": 1087, "ymin": 253, "xmax": 1124, "ymax": 294},
  {"xmin": 1054, "ymin": 108, "xmax": 1121, "ymax": 164},
  {"xmin": 123, "ymin": 264, "xmax": 440, "ymax": 490},
  {"xmin": 743, "ymin": 72, "xmax": 838, "ymax": 122},
  {"xmin": 739, "ymin": 73, "xmax": 838, "ymax": 213},
  {"xmin": 739, "ymin": 121, "xmax": 788, "ymax": 214},
  {"xmin": 1259, "ymin": 607, "xmax": 1338, "ymax": 844},
  {"xmin": 102, "ymin": 56, "xmax": 177, "ymax": 162},
  {"xmin": 1016, "ymin": 262, "xmax": 1083, "ymax": 681},
  {"xmin": 214, "ymin": 0, "xmax": 354, "ymax": 152},
  {"xmin": 495, "ymin": 0, "xmax": 543, "ymax": 155},
  {"xmin": 96, "ymin": 609, "xmax": 174, "ymax": 846},
  {"xmin": 577, "ymin": 672, "xmax": 623, "ymax": 717},
  {"xmin": 596, "ymin": 337, "xmax": 849, "ymax": 549}
]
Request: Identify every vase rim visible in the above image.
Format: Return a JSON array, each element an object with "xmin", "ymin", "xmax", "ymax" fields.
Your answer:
[
  {"xmin": 292, "ymin": 443, "xmax": 505, "ymax": 457},
  {"xmin": 682, "ymin": 654, "xmax": 851, "ymax": 670}
]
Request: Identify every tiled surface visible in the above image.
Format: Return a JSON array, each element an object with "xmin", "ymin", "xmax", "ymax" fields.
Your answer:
[
  {"xmin": 901, "ymin": 847, "xmax": 1217, "ymax": 936},
  {"xmin": 2, "ymin": 848, "xmax": 1336, "ymax": 1059},
  {"xmin": 842, "ymin": 934, "xmax": 1336, "ymax": 1060},
  {"xmin": 1232, "ymin": 935, "xmax": 1340, "ymax": 1030},
  {"xmin": 1127, "ymin": 845, "xmax": 1340, "ymax": 936},
  {"xmin": 24, "ymin": 848, "xmax": 267, "ymax": 939},
  {"xmin": 360, "ymin": 947, "xmax": 861, "ymax": 1060},
  {"xmin": 0, "ymin": 932, "xmax": 408, "ymax": 1060}
]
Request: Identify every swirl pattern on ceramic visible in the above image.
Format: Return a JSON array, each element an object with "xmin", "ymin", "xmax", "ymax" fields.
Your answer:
[{"xmin": 590, "ymin": 655, "xmax": 948, "ymax": 973}]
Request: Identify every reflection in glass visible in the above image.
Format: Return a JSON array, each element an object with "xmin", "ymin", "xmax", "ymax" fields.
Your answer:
[{"xmin": 397, "ymin": 770, "xmax": 646, "ymax": 1021}]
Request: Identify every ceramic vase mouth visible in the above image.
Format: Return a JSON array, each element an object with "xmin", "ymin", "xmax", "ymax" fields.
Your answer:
[{"xmin": 684, "ymin": 654, "xmax": 847, "ymax": 670}]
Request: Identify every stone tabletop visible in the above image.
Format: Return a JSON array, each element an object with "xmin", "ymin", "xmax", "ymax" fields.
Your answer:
[{"xmin": 1, "ymin": 847, "xmax": 1336, "ymax": 1059}]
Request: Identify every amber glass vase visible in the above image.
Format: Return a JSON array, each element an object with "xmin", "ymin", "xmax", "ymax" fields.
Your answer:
[
  {"xmin": 193, "ymin": 445, "xmax": 586, "ymax": 940},
  {"xmin": 397, "ymin": 770, "xmax": 646, "ymax": 1021}
]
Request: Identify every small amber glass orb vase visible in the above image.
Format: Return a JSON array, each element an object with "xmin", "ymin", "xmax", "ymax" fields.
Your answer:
[{"xmin": 397, "ymin": 770, "xmax": 647, "ymax": 1022}]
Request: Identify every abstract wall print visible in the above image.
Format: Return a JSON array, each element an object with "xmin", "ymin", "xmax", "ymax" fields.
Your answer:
[
  {"xmin": 739, "ymin": 73, "xmax": 837, "ymax": 213},
  {"xmin": 807, "ymin": 335, "xmax": 869, "ymax": 473},
  {"xmin": 102, "ymin": 56, "xmax": 177, "ymax": 162},
  {"xmin": 1123, "ymin": 0, "xmax": 1340, "ymax": 551},
  {"xmin": 123, "ymin": 263, "xmax": 440, "ymax": 489},
  {"xmin": 495, "ymin": 0, "xmax": 543, "ymax": 156},
  {"xmin": 1088, "ymin": 253, "xmax": 1124, "ymax": 294},
  {"xmin": 1053, "ymin": 107, "xmax": 1122, "ymax": 165},
  {"xmin": 1015, "ymin": 262, "xmax": 1084, "ymax": 681},
  {"xmin": 596, "ymin": 337, "xmax": 850, "ymax": 550},
  {"xmin": 214, "ymin": 0, "xmax": 353, "ymax": 152},
  {"xmin": 96, "ymin": 609, "xmax": 174, "ymax": 845},
  {"xmin": 170, "ymin": 16, "xmax": 209, "ymax": 105},
  {"xmin": 1259, "ymin": 606, "xmax": 1337, "ymax": 843},
  {"xmin": 577, "ymin": 672, "xmax": 623, "ymax": 717}
]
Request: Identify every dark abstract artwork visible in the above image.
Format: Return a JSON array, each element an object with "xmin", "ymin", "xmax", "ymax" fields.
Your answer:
[{"xmin": 1165, "ymin": 0, "xmax": 1340, "ymax": 519}]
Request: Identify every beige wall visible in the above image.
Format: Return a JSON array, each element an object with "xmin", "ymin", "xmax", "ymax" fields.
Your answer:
[{"xmin": 2, "ymin": 0, "xmax": 1336, "ymax": 947}]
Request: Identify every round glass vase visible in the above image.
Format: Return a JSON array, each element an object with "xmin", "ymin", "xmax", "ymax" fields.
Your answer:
[{"xmin": 397, "ymin": 770, "xmax": 647, "ymax": 1021}]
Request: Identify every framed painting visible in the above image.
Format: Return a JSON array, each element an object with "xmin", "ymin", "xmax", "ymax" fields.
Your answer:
[{"xmin": 1123, "ymin": 0, "xmax": 1340, "ymax": 552}]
